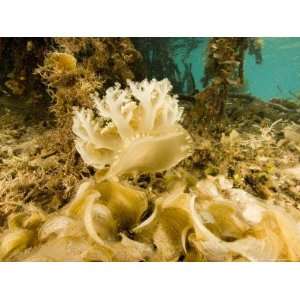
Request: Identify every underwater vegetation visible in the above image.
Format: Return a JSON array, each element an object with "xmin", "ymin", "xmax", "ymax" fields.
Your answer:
[
  {"xmin": 0, "ymin": 38, "xmax": 300, "ymax": 261},
  {"xmin": 0, "ymin": 38, "xmax": 143, "ymax": 222},
  {"xmin": 195, "ymin": 37, "xmax": 263, "ymax": 121}
]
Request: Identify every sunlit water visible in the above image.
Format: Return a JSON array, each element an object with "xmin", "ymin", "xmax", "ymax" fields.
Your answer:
[{"xmin": 137, "ymin": 37, "xmax": 300, "ymax": 100}]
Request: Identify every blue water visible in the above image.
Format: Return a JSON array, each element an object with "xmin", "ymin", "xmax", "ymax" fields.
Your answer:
[
  {"xmin": 174, "ymin": 37, "xmax": 300, "ymax": 100},
  {"xmin": 245, "ymin": 38, "xmax": 300, "ymax": 100},
  {"xmin": 174, "ymin": 38, "xmax": 207, "ymax": 92}
]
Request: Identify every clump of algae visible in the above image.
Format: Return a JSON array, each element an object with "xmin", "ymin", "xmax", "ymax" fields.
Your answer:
[
  {"xmin": 0, "ymin": 38, "xmax": 143, "ymax": 224},
  {"xmin": 1, "ymin": 77, "xmax": 300, "ymax": 262}
]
